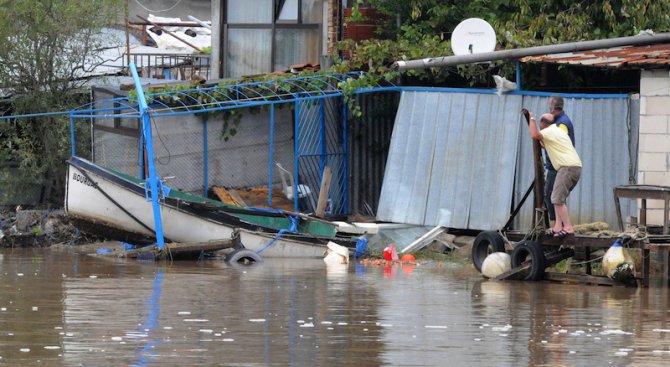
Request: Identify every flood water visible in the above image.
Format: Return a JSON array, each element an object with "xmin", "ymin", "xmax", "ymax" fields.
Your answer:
[{"xmin": 1, "ymin": 249, "xmax": 670, "ymax": 366}]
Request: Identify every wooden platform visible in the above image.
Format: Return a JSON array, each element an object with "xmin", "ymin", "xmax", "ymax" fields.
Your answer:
[{"xmin": 212, "ymin": 186, "xmax": 295, "ymax": 211}]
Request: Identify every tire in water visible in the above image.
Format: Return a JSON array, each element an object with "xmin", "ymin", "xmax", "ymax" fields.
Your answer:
[
  {"xmin": 226, "ymin": 249, "xmax": 262, "ymax": 266},
  {"xmin": 472, "ymin": 231, "xmax": 506, "ymax": 272},
  {"xmin": 511, "ymin": 240, "xmax": 546, "ymax": 281}
]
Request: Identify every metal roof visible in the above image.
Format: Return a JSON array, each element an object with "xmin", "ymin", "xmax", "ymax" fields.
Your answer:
[{"xmin": 521, "ymin": 43, "xmax": 670, "ymax": 68}]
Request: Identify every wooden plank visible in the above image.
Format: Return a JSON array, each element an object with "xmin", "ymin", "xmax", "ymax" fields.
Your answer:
[
  {"xmin": 122, "ymin": 237, "xmax": 237, "ymax": 260},
  {"xmin": 545, "ymin": 272, "xmax": 636, "ymax": 287},
  {"xmin": 492, "ymin": 262, "xmax": 531, "ymax": 281},
  {"xmin": 315, "ymin": 166, "xmax": 332, "ymax": 218},
  {"xmin": 227, "ymin": 189, "xmax": 247, "ymax": 206}
]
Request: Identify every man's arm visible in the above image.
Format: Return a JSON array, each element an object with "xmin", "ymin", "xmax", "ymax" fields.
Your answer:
[{"xmin": 528, "ymin": 112, "xmax": 543, "ymax": 141}]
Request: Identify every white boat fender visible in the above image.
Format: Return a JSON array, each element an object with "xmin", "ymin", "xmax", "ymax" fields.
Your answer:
[{"xmin": 324, "ymin": 241, "xmax": 349, "ymax": 264}]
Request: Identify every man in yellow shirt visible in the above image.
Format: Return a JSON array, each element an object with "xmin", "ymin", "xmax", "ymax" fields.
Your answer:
[{"xmin": 528, "ymin": 111, "xmax": 582, "ymax": 238}]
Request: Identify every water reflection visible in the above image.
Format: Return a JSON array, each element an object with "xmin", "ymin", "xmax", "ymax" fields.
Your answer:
[{"xmin": 1, "ymin": 249, "xmax": 670, "ymax": 366}]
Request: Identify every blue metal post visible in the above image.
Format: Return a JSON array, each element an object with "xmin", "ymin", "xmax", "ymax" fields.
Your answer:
[
  {"xmin": 203, "ymin": 119, "xmax": 209, "ymax": 197},
  {"xmin": 268, "ymin": 105, "xmax": 275, "ymax": 207},
  {"xmin": 516, "ymin": 61, "xmax": 522, "ymax": 91},
  {"xmin": 342, "ymin": 97, "xmax": 348, "ymax": 215},
  {"xmin": 138, "ymin": 125, "xmax": 144, "ymax": 179},
  {"xmin": 130, "ymin": 63, "xmax": 166, "ymax": 251},
  {"xmin": 69, "ymin": 113, "xmax": 76, "ymax": 157},
  {"xmin": 320, "ymin": 100, "xmax": 327, "ymax": 172},
  {"xmin": 293, "ymin": 101, "xmax": 300, "ymax": 213}
]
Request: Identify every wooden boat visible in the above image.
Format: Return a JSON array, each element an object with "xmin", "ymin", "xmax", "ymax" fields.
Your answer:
[{"xmin": 65, "ymin": 157, "xmax": 359, "ymax": 258}]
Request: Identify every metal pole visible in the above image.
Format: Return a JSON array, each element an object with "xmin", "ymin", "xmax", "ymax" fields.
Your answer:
[
  {"xmin": 342, "ymin": 96, "xmax": 348, "ymax": 215},
  {"xmin": 294, "ymin": 101, "xmax": 300, "ymax": 213},
  {"xmin": 515, "ymin": 61, "xmax": 522, "ymax": 91},
  {"xmin": 69, "ymin": 113, "xmax": 76, "ymax": 157},
  {"xmin": 393, "ymin": 32, "xmax": 670, "ymax": 70},
  {"xmin": 268, "ymin": 105, "xmax": 275, "ymax": 207},
  {"xmin": 203, "ymin": 119, "xmax": 208, "ymax": 197},
  {"xmin": 130, "ymin": 62, "xmax": 166, "ymax": 251}
]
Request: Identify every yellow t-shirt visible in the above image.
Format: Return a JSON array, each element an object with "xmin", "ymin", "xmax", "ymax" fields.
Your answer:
[{"xmin": 540, "ymin": 124, "xmax": 582, "ymax": 170}]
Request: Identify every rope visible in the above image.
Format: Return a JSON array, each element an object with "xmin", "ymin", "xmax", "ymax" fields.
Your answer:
[{"xmin": 256, "ymin": 229, "xmax": 287, "ymax": 254}]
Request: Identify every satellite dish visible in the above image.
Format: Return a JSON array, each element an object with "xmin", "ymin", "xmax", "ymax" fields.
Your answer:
[{"xmin": 451, "ymin": 18, "xmax": 496, "ymax": 56}]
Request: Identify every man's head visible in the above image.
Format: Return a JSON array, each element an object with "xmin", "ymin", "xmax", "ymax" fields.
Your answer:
[
  {"xmin": 548, "ymin": 96, "xmax": 564, "ymax": 116},
  {"xmin": 540, "ymin": 113, "xmax": 554, "ymax": 129}
]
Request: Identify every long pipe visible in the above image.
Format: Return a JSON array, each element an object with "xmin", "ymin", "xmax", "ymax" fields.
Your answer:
[{"xmin": 393, "ymin": 32, "xmax": 670, "ymax": 70}]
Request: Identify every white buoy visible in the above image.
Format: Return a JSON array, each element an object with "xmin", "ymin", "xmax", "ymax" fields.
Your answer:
[
  {"xmin": 602, "ymin": 239, "xmax": 635, "ymax": 282},
  {"xmin": 481, "ymin": 252, "xmax": 512, "ymax": 278}
]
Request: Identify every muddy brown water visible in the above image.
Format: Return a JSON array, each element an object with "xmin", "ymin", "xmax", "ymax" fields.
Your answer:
[{"xmin": 1, "ymin": 248, "xmax": 670, "ymax": 366}]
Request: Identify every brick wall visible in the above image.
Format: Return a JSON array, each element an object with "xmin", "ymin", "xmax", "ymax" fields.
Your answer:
[
  {"xmin": 327, "ymin": 0, "xmax": 340, "ymax": 53},
  {"xmin": 638, "ymin": 70, "xmax": 670, "ymax": 225}
]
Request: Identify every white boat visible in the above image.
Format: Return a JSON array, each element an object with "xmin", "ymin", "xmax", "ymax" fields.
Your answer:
[{"xmin": 65, "ymin": 157, "xmax": 358, "ymax": 258}]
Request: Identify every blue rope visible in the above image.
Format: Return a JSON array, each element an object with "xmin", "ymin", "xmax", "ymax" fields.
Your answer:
[{"xmin": 256, "ymin": 229, "xmax": 287, "ymax": 254}]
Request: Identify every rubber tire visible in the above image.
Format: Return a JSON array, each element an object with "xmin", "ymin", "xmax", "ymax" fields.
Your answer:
[
  {"xmin": 511, "ymin": 240, "xmax": 546, "ymax": 281},
  {"xmin": 225, "ymin": 249, "xmax": 262, "ymax": 265},
  {"xmin": 472, "ymin": 231, "xmax": 506, "ymax": 272}
]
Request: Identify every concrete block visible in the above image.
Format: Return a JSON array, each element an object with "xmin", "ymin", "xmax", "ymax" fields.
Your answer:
[
  {"xmin": 638, "ymin": 152, "xmax": 668, "ymax": 172},
  {"xmin": 642, "ymin": 172, "xmax": 670, "ymax": 186},
  {"xmin": 639, "ymin": 134, "xmax": 670, "ymax": 153},
  {"xmin": 645, "ymin": 209, "xmax": 667, "ymax": 227},
  {"xmin": 643, "ymin": 199, "xmax": 668, "ymax": 210},
  {"xmin": 645, "ymin": 96, "xmax": 670, "ymax": 115},
  {"xmin": 640, "ymin": 73, "xmax": 670, "ymax": 96},
  {"xmin": 639, "ymin": 115, "xmax": 668, "ymax": 134}
]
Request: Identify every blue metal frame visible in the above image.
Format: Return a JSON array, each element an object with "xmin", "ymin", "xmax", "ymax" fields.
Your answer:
[
  {"xmin": 1, "ymin": 70, "xmax": 637, "ymax": 244},
  {"xmin": 130, "ymin": 63, "xmax": 166, "ymax": 251},
  {"xmin": 203, "ymin": 119, "xmax": 209, "ymax": 197}
]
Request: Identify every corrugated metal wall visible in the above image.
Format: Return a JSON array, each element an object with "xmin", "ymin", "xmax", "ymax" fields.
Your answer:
[
  {"xmin": 513, "ymin": 95, "xmax": 638, "ymax": 230},
  {"xmin": 376, "ymin": 91, "xmax": 523, "ymax": 230},
  {"xmin": 347, "ymin": 92, "xmax": 400, "ymax": 216},
  {"xmin": 376, "ymin": 90, "xmax": 638, "ymax": 231}
]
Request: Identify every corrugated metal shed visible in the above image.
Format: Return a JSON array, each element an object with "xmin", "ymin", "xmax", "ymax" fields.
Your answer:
[
  {"xmin": 522, "ymin": 43, "xmax": 670, "ymax": 68},
  {"xmin": 377, "ymin": 91, "xmax": 522, "ymax": 230},
  {"xmin": 513, "ymin": 95, "xmax": 638, "ymax": 230},
  {"xmin": 377, "ymin": 90, "xmax": 638, "ymax": 231}
]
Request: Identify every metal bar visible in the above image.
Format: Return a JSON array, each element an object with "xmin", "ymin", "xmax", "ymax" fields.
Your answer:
[
  {"xmin": 342, "ymin": 96, "xmax": 348, "ymax": 214},
  {"xmin": 393, "ymin": 32, "xmax": 670, "ymax": 70},
  {"xmin": 268, "ymin": 105, "xmax": 275, "ymax": 207},
  {"xmin": 138, "ymin": 125, "xmax": 144, "ymax": 179},
  {"xmin": 294, "ymin": 100, "xmax": 300, "ymax": 213},
  {"xmin": 203, "ymin": 119, "xmax": 208, "ymax": 197},
  {"xmin": 130, "ymin": 62, "xmax": 166, "ymax": 251},
  {"xmin": 136, "ymin": 15, "xmax": 203, "ymax": 53},
  {"xmin": 319, "ymin": 99, "xmax": 327, "ymax": 174},
  {"xmin": 69, "ymin": 113, "xmax": 76, "ymax": 157},
  {"xmin": 515, "ymin": 61, "xmax": 522, "ymax": 91}
]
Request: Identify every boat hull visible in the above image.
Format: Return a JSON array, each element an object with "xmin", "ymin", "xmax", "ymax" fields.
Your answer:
[{"xmin": 65, "ymin": 158, "xmax": 348, "ymax": 258}]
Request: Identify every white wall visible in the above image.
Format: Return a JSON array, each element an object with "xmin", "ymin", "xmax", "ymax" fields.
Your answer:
[{"xmin": 638, "ymin": 70, "xmax": 670, "ymax": 225}]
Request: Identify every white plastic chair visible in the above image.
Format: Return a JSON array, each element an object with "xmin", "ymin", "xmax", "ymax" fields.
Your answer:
[{"xmin": 275, "ymin": 162, "xmax": 311, "ymax": 200}]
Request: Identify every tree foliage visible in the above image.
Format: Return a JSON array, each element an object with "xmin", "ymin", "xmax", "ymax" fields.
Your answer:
[
  {"xmin": 0, "ymin": 0, "xmax": 122, "ymax": 206},
  {"xmin": 336, "ymin": 0, "xmax": 670, "ymax": 87}
]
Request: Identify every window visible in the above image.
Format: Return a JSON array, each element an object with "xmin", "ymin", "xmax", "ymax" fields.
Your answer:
[{"xmin": 224, "ymin": 0, "xmax": 323, "ymax": 78}]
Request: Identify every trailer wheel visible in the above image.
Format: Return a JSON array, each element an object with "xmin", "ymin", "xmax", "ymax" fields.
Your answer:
[
  {"xmin": 472, "ymin": 231, "xmax": 506, "ymax": 272},
  {"xmin": 226, "ymin": 249, "xmax": 262, "ymax": 266},
  {"xmin": 511, "ymin": 240, "xmax": 546, "ymax": 281}
]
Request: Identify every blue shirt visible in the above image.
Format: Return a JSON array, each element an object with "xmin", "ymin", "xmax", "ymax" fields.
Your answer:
[{"xmin": 545, "ymin": 111, "xmax": 575, "ymax": 171}]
